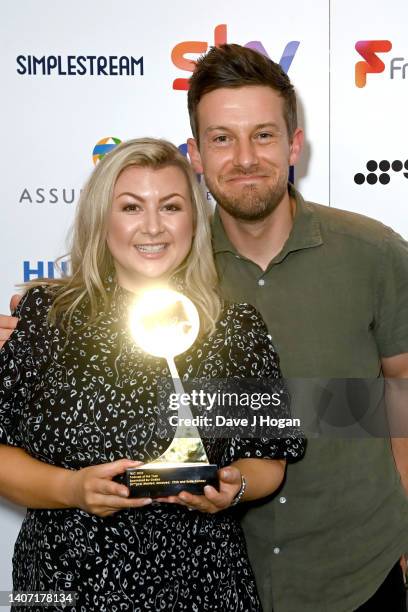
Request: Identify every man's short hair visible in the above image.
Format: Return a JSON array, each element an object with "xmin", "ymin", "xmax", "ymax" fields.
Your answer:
[{"xmin": 188, "ymin": 43, "xmax": 297, "ymax": 143}]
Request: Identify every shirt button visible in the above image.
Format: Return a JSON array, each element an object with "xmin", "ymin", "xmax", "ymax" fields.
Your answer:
[
  {"xmin": 273, "ymin": 547, "xmax": 280, "ymax": 554},
  {"xmin": 258, "ymin": 279, "xmax": 265, "ymax": 286},
  {"xmin": 279, "ymin": 496, "xmax": 287, "ymax": 504}
]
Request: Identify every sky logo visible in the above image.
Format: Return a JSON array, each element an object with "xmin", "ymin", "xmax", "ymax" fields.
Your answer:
[
  {"xmin": 23, "ymin": 260, "xmax": 69, "ymax": 282},
  {"xmin": 355, "ymin": 40, "xmax": 392, "ymax": 87},
  {"xmin": 93, "ymin": 137, "xmax": 122, "ymax": 164},
  {"xmin": 171, "ymin": 24, "xmax": 300, "ymax": 90}
]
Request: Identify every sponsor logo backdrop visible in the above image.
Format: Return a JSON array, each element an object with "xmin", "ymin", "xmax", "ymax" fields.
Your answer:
[
  {"xmin": 330, "ymin": 0, "xmax": 408, "ymax": 231},
  {"xmin": 0, "ymin": 0, "xmax": 406, "ymax": 596}
]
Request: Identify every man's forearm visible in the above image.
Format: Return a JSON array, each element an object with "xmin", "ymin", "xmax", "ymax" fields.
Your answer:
[
  {"xmin": 391, "ymin": 438, "xmax": 408, "ymax": 495},
  {"xmin": 381, "ymin": 355, "xmax": 408, "ymax": 494}
]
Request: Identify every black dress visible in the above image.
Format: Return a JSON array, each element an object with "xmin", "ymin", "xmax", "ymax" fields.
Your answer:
[{"xmin": 0, "ymin": 285, "xmax": 304, "ymax": 612}]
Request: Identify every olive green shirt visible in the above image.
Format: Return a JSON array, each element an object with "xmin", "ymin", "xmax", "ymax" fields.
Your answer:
[{"xmin": 212, "ymin": 185, "xmax": 408, "ymax": 612}]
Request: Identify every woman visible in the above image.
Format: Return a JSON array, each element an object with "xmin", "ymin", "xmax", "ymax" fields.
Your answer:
[{"xmin": 0, "ymin": 138, "xmax": 304, "ymax": 611}]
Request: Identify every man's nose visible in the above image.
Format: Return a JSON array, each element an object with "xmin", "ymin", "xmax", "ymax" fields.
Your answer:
[{"xmin": 233, "ymin": 138, "xmax": 258, "ymax": 170}]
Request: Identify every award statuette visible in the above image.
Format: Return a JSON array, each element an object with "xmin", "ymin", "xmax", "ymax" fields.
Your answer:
[{"xmin": 126, "ymin": 288, "xmax": 218, "ymax": 498}]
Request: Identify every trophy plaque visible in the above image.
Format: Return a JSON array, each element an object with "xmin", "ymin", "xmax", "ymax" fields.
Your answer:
[{"xmin": 126, "ymin": 288, "xmax": 218, "ymax": 498}]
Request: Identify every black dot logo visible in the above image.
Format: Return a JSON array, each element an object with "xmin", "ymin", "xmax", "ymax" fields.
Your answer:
[
  {"xmin": 366, "ymin": 173, "xmax": 378, "ymax": 185},
  {"xmin": 354, "ymin": 173, "xmax": 365, "ymax": 185},
  {"xmin": 354, "ymin": 158, "xmax": 408, "ymax": 185}
]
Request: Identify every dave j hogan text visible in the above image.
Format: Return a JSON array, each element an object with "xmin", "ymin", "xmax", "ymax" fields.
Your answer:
[{"xmin": 168, "ymin": 414, "xmax": 300, "ymax": 429}]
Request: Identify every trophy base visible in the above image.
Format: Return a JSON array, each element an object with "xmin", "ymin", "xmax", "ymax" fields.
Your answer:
[{"xmin": 126, "ymin": 463, "xmax": 219, "ymax": 498}]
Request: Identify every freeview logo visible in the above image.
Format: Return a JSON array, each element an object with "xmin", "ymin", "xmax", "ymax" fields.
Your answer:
[
  {"xmin": 355, "ymin": 40, "xmax": 408, "ymax": 87},
  {"xmin": 355, "ymin": 41, "xmax": 392, "ymax": 87}
]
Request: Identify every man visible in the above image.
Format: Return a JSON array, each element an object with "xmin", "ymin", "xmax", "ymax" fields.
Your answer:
[
  {"xmin": 185, "ymin": 45, "xmax": 408, "ymax": 611},
  {"xmin": 1, "ymin": 44, "xmax": 408, "ymax": 611}
]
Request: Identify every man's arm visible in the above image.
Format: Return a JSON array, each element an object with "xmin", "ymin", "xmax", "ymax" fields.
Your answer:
[
  {"xmin": 381, "ymin": 353, "xmax": 408, "ymax": 494},
  {"xmin": 0, "ymin": 294, "xmax": 21, "ymax": 348}
]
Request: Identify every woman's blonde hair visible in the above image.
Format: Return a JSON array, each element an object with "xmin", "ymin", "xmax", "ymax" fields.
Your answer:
[{"xmin": 35, "ymin": 138, "xmax": 221, "ymax": 336}]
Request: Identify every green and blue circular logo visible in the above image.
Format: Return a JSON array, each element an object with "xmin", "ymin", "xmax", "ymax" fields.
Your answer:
[{"xmin": 92, "ymin": 137, "xmax": 122, "ymax": 164}]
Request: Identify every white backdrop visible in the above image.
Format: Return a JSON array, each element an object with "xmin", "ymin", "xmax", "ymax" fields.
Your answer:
[{"xmin": 0, "ymin": 0, "xmax": 406, "ymax": 603}]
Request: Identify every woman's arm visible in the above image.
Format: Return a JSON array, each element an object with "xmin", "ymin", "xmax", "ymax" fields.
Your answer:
[
  {"xmin": 0, "ymin": 289, "xmax": 153, "ymax": 517},
  {"xmin": 0, "ymin": 445, "xmax": 152, "ymax": 517},
  {"xmin": 232, "ymin": 457, "xmax": 285, "ymax": 502},
  {"xmin": 156, "ymin": 457, "xmax": 286, "ymax": 513}
]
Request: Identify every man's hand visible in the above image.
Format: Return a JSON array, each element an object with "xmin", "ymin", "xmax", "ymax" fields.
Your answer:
[
  {"xmin": 382, "ymin": 353, "xmax": 408, "ymax": 494},
  {"xmin": 0, "ymin": 294, "xmax": 21, "ymax": 349},
  {"xmin": 400, "ymin": 555, "xmax": 407, "ymax": 584},
  {"xmin": 10, "ymin": 294, "xmax": 21, "ymax": 312},
  {"xmin": 67, "ymin": 459, "xmax": 152, "ymax": 517},
  {"xmin": 156, "ymin": 466, "xmax": 242, "ymax": 514}
]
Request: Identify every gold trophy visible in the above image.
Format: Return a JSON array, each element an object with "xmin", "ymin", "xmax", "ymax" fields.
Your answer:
[{"xmin": 126, "ymin": 288, "xmax": 218, "ymax": 497}]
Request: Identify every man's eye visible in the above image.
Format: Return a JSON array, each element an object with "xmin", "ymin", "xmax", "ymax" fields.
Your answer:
[
  {"xmin": 213, "ymin": 135, "xmax": 230, "ymax": 144},
  {"xmin": 256, "ymin": 132, "xmax": 273, "ymax": 141}
]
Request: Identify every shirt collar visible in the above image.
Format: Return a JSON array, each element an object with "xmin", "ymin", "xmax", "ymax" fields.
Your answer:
[{"xmin": 211, "ymin": 183, "xmax": 323, "ymax": 263}]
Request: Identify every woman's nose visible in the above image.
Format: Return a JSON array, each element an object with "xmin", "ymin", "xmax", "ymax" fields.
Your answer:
[{"xmin": 141, "ymin": 209, "xmax": 164, "ymax": 236}]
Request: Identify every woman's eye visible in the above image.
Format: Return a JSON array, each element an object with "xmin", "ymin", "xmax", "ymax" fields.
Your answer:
[
  {"xmin": 162, "ymin": 203, "xmax": 181, "ymax": 212},
  {"xmin": 122, "ymin": 203, "xmax": 140, "ymax": 212}
]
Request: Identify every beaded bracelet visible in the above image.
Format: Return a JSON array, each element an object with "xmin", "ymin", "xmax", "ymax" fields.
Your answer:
[{"xmin": 230, "ymin": 474, "xmax": 247, "ymax": 507}]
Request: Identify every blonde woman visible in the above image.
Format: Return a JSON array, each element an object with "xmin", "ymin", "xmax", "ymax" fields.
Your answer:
[{"xmin": 0, "ymin": 139, "xmax": 303, "ymax": 611}]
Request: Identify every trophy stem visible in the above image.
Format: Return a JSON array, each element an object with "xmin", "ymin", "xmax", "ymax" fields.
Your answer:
[
  {"xmin": 146, "ymin": 356, "xmax": 209, "ymax": 464},
  {"xmin": 167, "ymin": 357, "xmax": 183, "ymax": 390},
  {"xmin": 166, "ymin": 357, "xmax": 199, "ymax": 433}
]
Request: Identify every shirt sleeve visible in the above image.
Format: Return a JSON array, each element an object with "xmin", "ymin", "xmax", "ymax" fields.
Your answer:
[
  {"xmin": 0, "ymin": 287, "xmax": 52, "ymax": 446},
  {"xmin": 374, "ymin": 229, "xmax": 408, "ymax": 357},
  {"xmin": 216, "ymin": 303, "xmax": 305, "ymax": 466}
]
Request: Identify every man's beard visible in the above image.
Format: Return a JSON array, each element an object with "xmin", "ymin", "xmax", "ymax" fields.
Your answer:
[{"xmin": 205, "ymin": 170, "xmax": 289, "ymax": 222}]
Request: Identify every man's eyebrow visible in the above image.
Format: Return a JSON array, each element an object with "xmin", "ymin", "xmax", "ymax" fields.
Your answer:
[
  {"xmin": 254, "ymin": 122, "xmax": 282, "ymax": 131},
  {"xmin": 204, "ymin": 122, "xmax": 282, "ymax": 134},
  {"xmin": 204, "ymin": 125, "xmax": 231, "ymax": 135}
]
